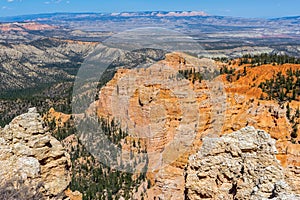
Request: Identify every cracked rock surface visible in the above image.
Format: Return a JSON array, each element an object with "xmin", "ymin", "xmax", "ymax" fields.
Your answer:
[
  {"xmin": 0, "ymin": 107, "xmax": 71, "ymax": 199},
  {"xmin": 185, "ymin": 126, "xmax": 300, "ymax": 200}
]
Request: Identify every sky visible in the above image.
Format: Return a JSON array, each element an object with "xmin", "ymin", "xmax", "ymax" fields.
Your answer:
[{"xmin": 0, "ymin": 0, "xmax": 299, "ymax": 18}]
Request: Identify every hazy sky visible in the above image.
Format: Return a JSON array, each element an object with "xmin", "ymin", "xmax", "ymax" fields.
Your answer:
[{"xmin": 0, "ymin": 0, "xmax": 299, "ymax": 18}]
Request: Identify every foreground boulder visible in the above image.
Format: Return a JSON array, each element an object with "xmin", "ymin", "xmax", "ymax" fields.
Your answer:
[
  {"xmin": 185, "ymin": 126, "xmax": 300, "ymax": 200},
  {"xmin": 0, "ymin": 107, "xmax": 71, "ymax": 199}
]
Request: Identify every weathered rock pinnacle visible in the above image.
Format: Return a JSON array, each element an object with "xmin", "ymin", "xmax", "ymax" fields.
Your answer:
[{"xmin": 0, "ymin": 107, "xmax": 71, "ymax": 199}]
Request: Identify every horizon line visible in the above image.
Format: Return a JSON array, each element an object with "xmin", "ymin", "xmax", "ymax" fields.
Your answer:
[{"xmin": 0, "ymin": 10, "xmax": 299, "ymax": 20}]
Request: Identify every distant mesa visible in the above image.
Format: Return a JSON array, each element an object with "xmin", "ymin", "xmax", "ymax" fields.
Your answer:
[
  {"xmin": 0, "ymin": 22, "xmax": 57, "ymax": 32},
  {"xmin": 156, "ymin": 11, "xmax": 208, "ymax": 17},
  {"xmin": 110, "ymin": 11, "xmax": 208, "ymax": 17}
]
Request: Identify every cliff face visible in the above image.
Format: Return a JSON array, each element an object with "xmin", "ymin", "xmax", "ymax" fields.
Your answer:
[
  {"xmin": 186, "ymin": 126, "xmax": 300, "ymax": 200},
  {"xmin": 94, "ymin": 52, "xmax": 300, "ymax": 199},
  {"xmin": 96, "ymin": 52, "xmax": 218, "ymax": 199},
  {"xmin": 0, "ymin": 108, "xmax": 71, "ymax": 199}
]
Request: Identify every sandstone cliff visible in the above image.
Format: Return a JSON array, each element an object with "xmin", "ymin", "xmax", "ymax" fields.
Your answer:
[
  {"xmin": 0, "ymin": 107, "xmax": 72, "ymax": 199},
  {"xmin": 94, "ymin": 52, "xmax": 300, "ymax": 199},
  {"xmin": 186, "ymin": 126, "xmax": 300, "ymax": 200}
]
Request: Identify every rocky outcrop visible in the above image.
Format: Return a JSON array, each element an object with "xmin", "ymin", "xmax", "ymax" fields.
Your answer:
[
  {"xmin": 45, "ymin": 107, "xmax": 72, "ymax": 127},
  {"xmin": 94, "ymin": 52, "xmax": 300, "ymax": 199},
  {"xmin": 220, "ymin": 63, "xmax": 300, "ymax": 194},
  {"xmin": 95, "ymin": 52, "xmax": 221, "ymax": 199},
  {"xmin": 65, "ymin": 188, "xmax": 83, "ymax": 200},
  {"xmin": 0, "ymin": 107, "xmax": 71, "ymax": 199},
  {"xmin": 185, "ymin": 126, "xmax": 300, "ymax": 200}
]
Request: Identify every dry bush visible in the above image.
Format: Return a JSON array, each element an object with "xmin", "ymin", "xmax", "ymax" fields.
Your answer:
[{"xmin": 0, "ymin": 178, "xmax": 44, "ymax": 200}]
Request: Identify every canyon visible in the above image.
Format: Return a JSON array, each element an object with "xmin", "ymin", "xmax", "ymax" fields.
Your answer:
[{"xmin": 1, "ymin": 11, "xmax": 300, "ymax": 200}]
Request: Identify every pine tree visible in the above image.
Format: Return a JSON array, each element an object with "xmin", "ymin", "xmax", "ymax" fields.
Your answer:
[{"xmin": 286, "ymin": 103, "xmax": 291, "ymax": 120}]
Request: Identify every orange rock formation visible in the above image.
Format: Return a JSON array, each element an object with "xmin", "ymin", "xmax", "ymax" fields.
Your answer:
[{"xmin": 92, "ymin": 53, "xmax": 300, "ymax": 199}]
